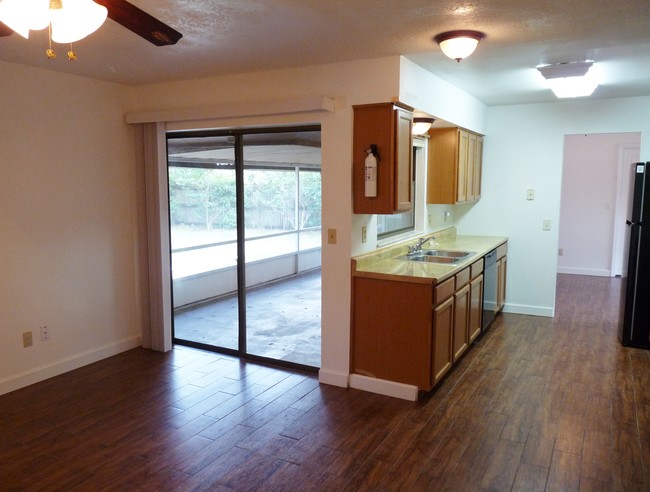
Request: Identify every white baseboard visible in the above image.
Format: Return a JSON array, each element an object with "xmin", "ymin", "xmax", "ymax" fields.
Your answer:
[
  {"xmin": 349, "ymin": 374, "xmax": 419, "ymax": 401},
  {"xmin": 557, "ymin": 267, "xmax": 611, "ymax": 277},
  {"xmin": 502, "ymin": 303, "xmax": 555, "ymax": 317},
  {"xmin": 0, "ymin": 336, "xmax": 141, "ymax": 396},
  {"xmin": 318, "ymin": 368, "xmax": 349, "ymax": 388}
]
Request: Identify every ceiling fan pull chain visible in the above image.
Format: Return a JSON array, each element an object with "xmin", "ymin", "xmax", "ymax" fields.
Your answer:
[
  {"xmin": 68, "ymin": 43, "xmax": 77, "ymax": 61},
  {"xmin": 45, "ymin": 21, "xmax": 56, "ymax": 59}
]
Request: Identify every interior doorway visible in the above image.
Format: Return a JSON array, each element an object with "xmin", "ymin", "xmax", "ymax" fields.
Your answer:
[
  {"xmin": 166, "ymin": 126, "xmax": 322, "ymax": 370},
  {"xmin": 558, "ymin": 133, "xmax": 640, "ymax": 277}
]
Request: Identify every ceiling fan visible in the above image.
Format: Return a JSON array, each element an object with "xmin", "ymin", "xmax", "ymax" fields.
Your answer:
[{"xmin": 0, "ymin": 0, "xmax": 182, "ymax": 46}]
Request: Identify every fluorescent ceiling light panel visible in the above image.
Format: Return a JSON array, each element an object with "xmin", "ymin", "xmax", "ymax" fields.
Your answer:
[{"xmin": 537, "ymin": 61, "xmax": 598, "ymax": 98}]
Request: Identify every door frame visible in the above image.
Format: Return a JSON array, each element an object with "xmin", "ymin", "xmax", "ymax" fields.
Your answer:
[
  {"xmin": 611, "ymin": 145, "xmax": 640, "ymax": 276},
  {"xmin": 165, "ymin": 125, "xmax": 322, "ymax": 372}
]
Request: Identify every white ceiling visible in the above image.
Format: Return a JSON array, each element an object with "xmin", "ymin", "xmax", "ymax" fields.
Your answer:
[{"xmin": 1, "ymin": 0, "xmax": 650, "ymax": 106}]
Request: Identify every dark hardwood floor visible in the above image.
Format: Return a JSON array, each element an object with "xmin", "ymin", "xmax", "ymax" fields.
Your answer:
[{"xmin": 1, "ymin": 274, "xmax": 648, "ymax": 491}]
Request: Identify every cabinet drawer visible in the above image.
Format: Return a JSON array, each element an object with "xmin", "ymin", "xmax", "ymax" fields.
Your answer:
[
  {"xmin": 470, "ymin": 258, "xmax": 484, "ymax": 279},
  {"xmin": 497, "ymin": 242, "xmax": 508, "ymax": 259},
  {"xmin": 455, "ymin": 267, "xmax": 470, "ymax": 289},
  {"xmin": 434, "ymin": 277, "xmax": 455, "ymax": 305}
]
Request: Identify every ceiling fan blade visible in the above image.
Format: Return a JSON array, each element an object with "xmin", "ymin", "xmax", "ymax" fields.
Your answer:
[
  {"xmin": 93, "ymin": 0, "xmax": 182, "ymax": 46},
  {"xmin": 0, "ymin": 22, "xmax": 14, "ymax": 37}
]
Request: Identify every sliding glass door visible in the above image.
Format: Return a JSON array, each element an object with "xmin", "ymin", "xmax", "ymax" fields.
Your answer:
[{"xmin": 167, "ymin": 127, "xmax": 321, "ymax": 370}]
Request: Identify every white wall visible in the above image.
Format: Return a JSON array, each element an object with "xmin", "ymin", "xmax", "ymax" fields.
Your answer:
[
  {"xmin": 456, "ymin": 96, "xmax": 650, "ymax": 317},
  {"xmin": 0, "ymin": 61, "xmax": 140, "ymax": 394},
  {"xmin": 558, "ymin": 133, "xmax": 640, "ymax": 277},
  {"xmin": 399, "ymin": 57, "xmax": 487, "ymax": 136}
]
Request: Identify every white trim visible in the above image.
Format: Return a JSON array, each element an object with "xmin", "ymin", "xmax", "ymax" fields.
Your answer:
[
  {"xmin": 557, "ymin": 266, "xmax": 611, "ymax": 277},
  {"xmin": 0, "ymin": 336, "xmax": 141, "ymax": 396},
  {"xmin": 611, "ymin": 145, "xmax": 639, "ymax": 276},
  {"xmin": 502, "ymin": 303, "xmax": 554, "ymax": 317},
  {"xmin": 318, "ymin": 368, "xmax": 349, "ymax": 388},
  {"xmin": 125, "ymin": 96, "xmax": 336, "ymax": 125},
  {"xmin": 349, "ymin": 374, "xmax": 419, "ymax": 401}
]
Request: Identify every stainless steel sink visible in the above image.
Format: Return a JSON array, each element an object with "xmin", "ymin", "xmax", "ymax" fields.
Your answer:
[
  {"xmin": 404, "ymin": 255, "xmax": 460, "ymax": 264},
  {"xmin": 396, "ymin": 249, "xmax": 475, "ymax": 264},
  {"xmin": 420, "ymin": 249, "xmax": 473, "ymax": 258}
]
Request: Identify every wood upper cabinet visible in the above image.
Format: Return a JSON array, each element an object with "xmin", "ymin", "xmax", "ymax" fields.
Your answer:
[
  {"xmin": 353, "ymin": 102, "xmax": 414, "ymax": 214},
  {"xmin": 427, "ymin": 127, "xmax": 484, "ymax": 205}
]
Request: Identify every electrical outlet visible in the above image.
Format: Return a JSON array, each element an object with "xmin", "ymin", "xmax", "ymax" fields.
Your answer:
[
  {"xmin": 40, "ymin": 326, "xmax": 49, "ymax": 342},
  {"xmin": 527, "ymin": 189, "xmax": 535, "ymax": 200},
  {"xmin": 327, "ymin": 228, "xmax": 337, "ymax": 244},
  {"xmin": 428, "ymin": 214, "xmax": 432, "ymax": 225},
  {"xmin": 361, "ymin": 226, "xmax": 367, "ymax": 243},
  {"xmin": 23, "ymin": 331, "xmax": 33, "ymax": 348},
  {"xmin": 543, "ymin": 219, "xmax": 551, "ymax": 231}
]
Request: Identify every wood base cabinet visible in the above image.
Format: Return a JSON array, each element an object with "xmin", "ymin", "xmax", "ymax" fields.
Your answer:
[
  {"xmin": 433, "ymin": 296, "xmax": 454, "ymax": 385},
  {"xmin": 452, "ymin": 283, "xmax": 470, "ymax": 362},
  {"xmin": 469, "ymin": 274, "xmax": 484, "ymax": 343},
  {"xmin": 351, "ymin": 256, "xmax": 488, "ymax": 392},
  {"xmin": 496, "ymin": 245, "xmax": 507, "ymax": 312}
]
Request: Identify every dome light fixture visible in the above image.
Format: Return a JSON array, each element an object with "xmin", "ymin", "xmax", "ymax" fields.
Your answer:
[
  {"xmin": 434, "ymin": 30, "xmax": 485, "ymax": 62},
  {"xmin": 412, "ymin": 117, "xmax": 435, "ymax": 136}
]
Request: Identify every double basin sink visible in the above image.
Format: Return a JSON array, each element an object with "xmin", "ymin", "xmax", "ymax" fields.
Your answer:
[{"xmin": 397, "ymin": 249, "xmax": 475, "ymax": 264}]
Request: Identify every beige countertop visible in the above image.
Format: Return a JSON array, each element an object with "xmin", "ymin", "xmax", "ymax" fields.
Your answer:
[{"xmin": 352, "ymin": 229, "xmax": 508, "ymax": 284}]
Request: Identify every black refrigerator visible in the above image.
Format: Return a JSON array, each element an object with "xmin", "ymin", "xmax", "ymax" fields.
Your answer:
[{"xmin": 619, "ymin": 161, "xmax": 650, "ymax": 348}]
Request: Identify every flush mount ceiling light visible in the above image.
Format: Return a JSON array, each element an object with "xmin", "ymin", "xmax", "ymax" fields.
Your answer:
[
  {"xmin": 412, "ymin": 117, "xmax": 435, "ymax": 136},
  {"xmin": 537, "ymin": 61, "xmax": 598, "ymax": 98},
  {"xmin": 434, "ymin": 30, "xmax": 485, "ymax": 62}
]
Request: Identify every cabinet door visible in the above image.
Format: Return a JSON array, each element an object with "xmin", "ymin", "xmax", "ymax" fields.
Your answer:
[
  {"xmin": 351, "ymin": 277, "xmax": 433, "ymax": 389},
  {"xmin": 453, "ymin": 284, "xmax": 470, "ymax": 362},
  {"xmin": 457, "ymin": 130, "xmax": 469, "ymax": 203},
  {"xmin": 497, "ymin": 257, "xmax": 507, "ymax": 312},
  {"xmin": 467, "ymin": 132, "xmax": 477, "ymax": 202},
  {"xmin": 352, "ymin": 103, "xmax": 413, "ymax": 214},
  {"xmin": 432, "ymin": 296, "xmax": 454, "ymax": 385},
  {"xmin": 469, "ymin": 274, "xmax": 483, "ymax": 343},
  {"xmin": 473, "ymin": 136, "xmax": 483, "ymax": 200},
  {"xmin": 395, "ymin": 107, "xmax": 413, "ymax": 212}
]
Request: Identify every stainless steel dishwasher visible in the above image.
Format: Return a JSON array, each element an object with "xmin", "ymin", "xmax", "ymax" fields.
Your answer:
[{"xmin": 482, "ymin": 249, "xmax": 498, "ymax": 332}]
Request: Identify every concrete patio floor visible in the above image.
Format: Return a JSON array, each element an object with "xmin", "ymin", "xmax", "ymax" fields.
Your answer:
[{"xmin": 173, "ymin": 268, "xmax": 321, "ymax": 368}]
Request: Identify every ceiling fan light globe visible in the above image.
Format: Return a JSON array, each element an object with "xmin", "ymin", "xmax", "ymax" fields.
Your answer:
[
  {"xmin": 50, "ymin": 0, "xmax": 108, "ymax": 44},
  {"xmin": 0, "ymin": 0, "xmax": 50, "ymax": 38}
]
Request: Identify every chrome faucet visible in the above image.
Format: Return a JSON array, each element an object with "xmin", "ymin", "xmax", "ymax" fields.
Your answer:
[{"xmin": 407, "ymin": 234, "xmax": 436, "ymax": 256}]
